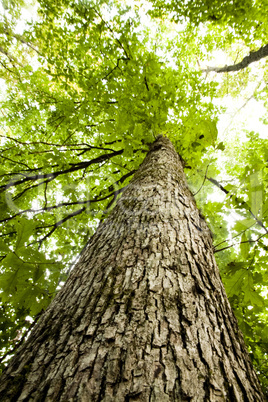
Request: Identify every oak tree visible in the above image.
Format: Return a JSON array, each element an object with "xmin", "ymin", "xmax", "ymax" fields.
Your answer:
[{"xmin": 0, "ymin": 0, "xmax": 268, "ymax": 397}]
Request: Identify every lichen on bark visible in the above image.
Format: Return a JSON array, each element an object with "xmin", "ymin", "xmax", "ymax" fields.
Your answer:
[{"xmin": 0, "ymin": 135, "xmax": 265, "ymax": 401}]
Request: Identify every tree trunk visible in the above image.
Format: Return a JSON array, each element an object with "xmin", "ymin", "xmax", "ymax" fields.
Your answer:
[{"xmin": 0, "ymin": 136, "xmax": 264, "ymax": 401}]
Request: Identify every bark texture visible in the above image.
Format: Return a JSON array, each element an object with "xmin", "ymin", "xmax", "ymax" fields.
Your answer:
[{"xmin": 0, "ymin": 136, "xmax": 264, "ymax": 401}]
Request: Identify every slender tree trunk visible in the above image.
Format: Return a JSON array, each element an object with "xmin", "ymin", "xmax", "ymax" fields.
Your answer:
[{"xmin": 0, "ymin": 136, "xmax": 264, "ymax": 401}]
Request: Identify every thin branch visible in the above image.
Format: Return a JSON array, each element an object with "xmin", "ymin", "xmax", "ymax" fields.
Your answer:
[
  {"xmin": 2, "ymin": 26, "xmax": 42, "ymax": 56},
  {"xmin": 213, "ymin": 222, "xmax": 256, "ymax": 250},
  {"xmin": 0, "ymin": 150, "xmax": 124, "ymax": 192},
  {"xmin": 100, "ymin": 187, "xmax": 125, "ymax": 222},
  {"xmin": 93, "ymin": 7, "xmax": 130, "ymax": 60},
  {"xmin": 101, "ymin": 58, "xmax": 126, "ymax": 81},
  {"xmin": 0, "ymin": 46, "xmax": 25, "ymax": 68},
  {"xmin": 0, "ymin": 154, "xmax": 31, "ymax": 169},
  {"xmin": 214, "ymin": 233, "xmax": 268, "ymax": 253},
  {"xmin": 6, "ymin": 31, "xmax": 42, "ymax": 56},
  {"xmin": 44, "ymin": 181, "xmax": 48, "ymax": 209},
  {"xmin": 106, "ymin": 169, "xmax": 135, "ymax": 192},
  {"xmin": 12, "ymin": 177, "xmax": 55, "ymax": 202},
  {"xmin": 0, "ymin": 134, "xmax": 119, "ymax": 153},
  {"xmin": 0, "ymin": 190, "xmax": 119, "ymax": 223},
  {"xmin": 193, "ymin": 164, "xmax": 210, "ymax": 196},
  {"xmin": 0, "ymin": 60, "xmax": 20, "ymax": 76},
  {"xmin": 208, "ymin": 176, "xmax": 268, "ymax": 235},
  {"xmin": 221, "ymin": 81, "xmax": 263, "ymax": 136},
  {"xmin": 38, "ymin": 207, "xmax": 86, "ymax": 246},
  {"xmin": 22, "ymin": 179, "xmax": 133, "ymax": 245},
  {"xmin": 144, "ymin": 76, "xmax": 150, "ymax": 91},
  {"xmin": 0, "ymin": 170, "xmax": 135, "ymax": 224},
  {"xmin": 207, "ymin": 177, "xmax": 228, "ymax": 194}
]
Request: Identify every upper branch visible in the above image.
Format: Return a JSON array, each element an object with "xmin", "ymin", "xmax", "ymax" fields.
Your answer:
[
  {"xmin": 0, "ymin": 150, "xmax": 124, "ymax": 192},
  {"xmin": 202, "ymin": 44, "xmax": 268, "ymax": 73},
  {"xmin": 0, "ymin": 46, "xmax": 25, "ymax": 68},
  {"xmin": 208, "ymin": 177, "xmax": 268, "ymax": 234}
]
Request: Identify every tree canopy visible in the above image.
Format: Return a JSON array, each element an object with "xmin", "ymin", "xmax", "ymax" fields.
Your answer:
[{"xmin": 0, "ymin": 0, "xmax": 268, "ymax": 394}]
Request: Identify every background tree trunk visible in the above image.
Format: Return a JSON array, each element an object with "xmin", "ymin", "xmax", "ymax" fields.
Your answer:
[{"xmin": 0, "ymin": 136, "xmax": 264, "ymax": 401}]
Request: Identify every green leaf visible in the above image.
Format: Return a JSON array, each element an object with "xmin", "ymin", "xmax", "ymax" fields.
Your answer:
[
  {"xmin": 14, "ymin": 218, "xmax": 37, "ymax": 251},
  {"xmin": 249, "ymin": 189, "xmax": 263, "ymax": 217},
  {"xmin": 224, "ymin": 269, "xmax": 247, "ymax": 297},
  {"xmin": 226, "ymin": 261, "xmax": 247, "ymax": 274},
  {"xmin": 225, "ymin": 184, "xmax": 236, "ymax": 192},
  {"xmin": 133, "ymin": 123, "xmax": 143, "ymax": 139},
  {"xmin": 248, "ymin": 172, "xmax": 263, "ymax": 216},
  {"xmin": 260, "ymin": 326, "xmax": 268, "ymax": 342},
  {"xmin": 217, "ymin": 141, "xmax": 225, "ymax": 151},
  {"xmin": 0, "ymin": 240, "xmax": 10, "ymax": 254},
  {"xmin": 243, "ymin": 273, "xmax": 264, "ymax": 307},
  {"xmin": 198, "ymin": 120, "xmax": 218, "ymax": 146},
  {"xmin": 33, "ymin": 265, "xmax": 44, "ymax": 284},
  {"xmin": 240, "ymin": 232, "xmax": 250, "ymax": 259},
  {"xmin": 123, "ymin": 142, "xmax": 133, "ymax": 157},
  {"xmin": 244, "ymin": 289, "xmax": 264, "ymax": 307},
  {"xmin": 233, "ymin": 218, "xmax": 255, "ymax": 232}
]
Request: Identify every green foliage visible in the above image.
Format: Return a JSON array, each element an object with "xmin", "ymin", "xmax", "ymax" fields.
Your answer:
[
  {"xmin": 148, "ymin": 0, "xmax": 268, "ymax": 44},
  {"xmin": 0, "ymin": 0, "xmax": 268, "ymax": 393}
]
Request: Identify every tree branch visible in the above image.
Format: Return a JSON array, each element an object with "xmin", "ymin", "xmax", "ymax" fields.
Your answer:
[
  {"xmin": 0, "ymin": 46, "xmax": 25, "ymax": 68},
  {"xmin": 0, "ymin": 134, "xmax": 119, "ymax": 153},
  {"xmin": 208, "ymin": 177, "xmax": 268, "ymax": 234},
  {"xmin": 9, "ymin": 32, "xmax": 42, "ymax": 56},
  {"xmin": 38, "ymin": 207, "xmax": 86, "ymax": 246},
  {"xmin": 0, "ymin": 169, "xmax": 135, "ymax": 225},
  {"xmin": 193, "ymin": 164, "xmax": 210, "ymax": 196},
  {"xmin": 202, "ymin": 44, "xmax": 268, "ymax": 73},
  {"xmin": 214, "ymin": 233, "xmax": 268, "ymax": 253},
  {"xmin": 0, "ymin": 150, "xmax": 124, "ymax": 192}
]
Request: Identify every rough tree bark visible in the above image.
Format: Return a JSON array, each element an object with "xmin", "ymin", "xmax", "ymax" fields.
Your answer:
[{"xmin": 0, "ymin": 136, "xmax": 264, "ymax": 401}]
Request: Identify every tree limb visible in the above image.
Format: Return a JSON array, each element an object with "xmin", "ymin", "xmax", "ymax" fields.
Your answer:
[
  {"xmin": 208, "ymin": 177, "xmax": 268, "ymax": 234},
  {"xmin": 0, "ymin": 150, "xmax": 124, "ymax": 191},
  {"xmin": 10, "ymin": 32, "xmax": 42, "ymax": 56},
  {"xmin": 202, "ymin": 44, "xmax": 268, "ymax": 73},
  {"xmin": 214, "ymin": 232, "xmax": 268, "ymax": 253},
  {"xmin": 0, "ymin": 46, "xmax": 25, "ymax": 68}
]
